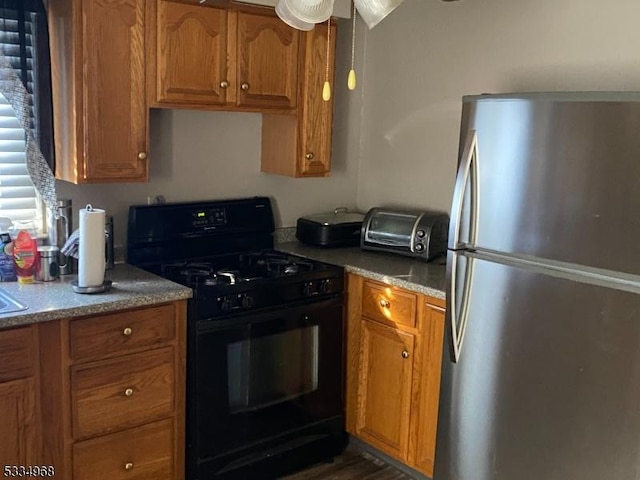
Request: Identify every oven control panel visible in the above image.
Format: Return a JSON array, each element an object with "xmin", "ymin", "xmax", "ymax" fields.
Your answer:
[{"xmin": 191, "ymin": 207, "xmax": 227, "ymax": 229}]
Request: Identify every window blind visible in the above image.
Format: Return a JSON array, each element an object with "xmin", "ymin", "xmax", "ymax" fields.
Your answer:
[{"xmin": 0, "ymin": 0, "xmax": 51, "ymax": 226}]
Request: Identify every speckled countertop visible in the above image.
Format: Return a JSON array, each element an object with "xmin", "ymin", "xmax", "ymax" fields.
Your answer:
[
  {"xmin": 0, "ymin": 263, "xmax": 192, "ymax": 329},
  {"xmin": 276, "ymin": 240, "xmax": 447, "ymax": 300}
]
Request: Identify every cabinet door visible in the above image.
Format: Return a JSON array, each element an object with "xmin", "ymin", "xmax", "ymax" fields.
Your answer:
[
  {"xmin": 298, "ymin": 22, "xmax": 335, "ymax": 177},
  {"xmin": 156, "ymin": 1, "xmax": 232, "ymax": 105},
  {"xmin": 0, "ymin": 378, "xmax": 37, "ymax": 466},
  {"xmin": 82, "ymin": 0, "xmax": 148, "ymax": 182},
  {"xmin": 236, "ymin": 11, "xmax": 298, "ymax": 109},
  {"xmin": 356, "ymin": 317, "xmax": 415, "ymax": 461}
]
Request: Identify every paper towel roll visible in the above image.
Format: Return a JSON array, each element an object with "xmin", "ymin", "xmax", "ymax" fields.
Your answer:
[{"xmin": 78, "ymin": 204, "xmax": 105, "ymax": 287}]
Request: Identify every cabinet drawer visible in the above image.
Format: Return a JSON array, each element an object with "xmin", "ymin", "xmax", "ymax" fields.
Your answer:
[
  {"xmin": 71, "ymin": 347, "xmax": 175, "ymax": 439},
  {"xmin": 0, "ymin": 326, "xmax": 35, "ymax": 382},
  {"xmin": 73, "ymin": 419, "xmax": 174, "ymax": 480},
  {"xmin": 362, "ymin": 281, "xmax": 417, "ymax": 328},
  {"xmin": 69, "ymin": 304, "xmax": 175, "ymax": 361}
]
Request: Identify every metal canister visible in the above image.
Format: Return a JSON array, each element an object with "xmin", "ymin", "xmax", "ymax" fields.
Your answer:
[
  {"xmin": 105, "ymin": 215, "xmax": 114, "ymax": 270},
  {"xmin": 56, "ymin": 199, "xmax": 74, "ymax": 275},
  {"xmin": 36, "ymin": 246, "xmax": 59, "ymax": 282}
]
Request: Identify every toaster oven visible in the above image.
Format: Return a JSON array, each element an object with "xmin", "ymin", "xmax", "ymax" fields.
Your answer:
[{"xmin": 361, "ymin": 207, "xmax": 449, "ymax": 261}]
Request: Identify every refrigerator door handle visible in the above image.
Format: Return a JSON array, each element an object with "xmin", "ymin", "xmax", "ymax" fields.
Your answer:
[
  {"xmin": 448, "ymin": 252, "xmax": 475, "ymax": 363},
  {"xmin": 449, "ymin": 130, "xmax": 480, "ymax": 249}
]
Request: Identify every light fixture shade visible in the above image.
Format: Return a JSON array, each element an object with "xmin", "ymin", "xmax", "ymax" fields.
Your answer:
[
  {"xmin": 354, "ymin": 0, "xmax": 405, "ymax": 29},
  {"xmin": 275, "ymin": 0, "xmax": 316, "ymax": 30},
  {"xmin": 280, "ymin": 0, "xmax": 335, "ymax": 24}
]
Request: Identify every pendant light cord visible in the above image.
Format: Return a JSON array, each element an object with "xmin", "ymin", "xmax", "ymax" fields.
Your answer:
[
  {"xmin": 322, "ymin": 19, "xmax": 332, "ymax": 101},
  {"xmin": 351, "ymin": 1, "xmax": 356, "ymax": 72},
  {"xmin": 347, "ymin": 1, "xmax": 357, "ymax": 90}
]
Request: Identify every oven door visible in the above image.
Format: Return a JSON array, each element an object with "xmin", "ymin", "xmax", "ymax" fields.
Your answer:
[{"xmin": 191, "ymin": 295, "xmax": 344, "ymax": 466}]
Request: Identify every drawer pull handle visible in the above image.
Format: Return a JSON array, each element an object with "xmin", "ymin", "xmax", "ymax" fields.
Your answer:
[
  {"xmin": 379, "ymin": 299, "xmax": 391, "ymax": 308},
  {"xmin": 123, "ymin": 327, "xmax": 133, "ymax": 336},
  {"xmin": 220, "ymin": 80, "xmax": 229, "ymax": 88},
  {"xmin": 138, "ymin": 152, "xmax": 147, "ymax": 161},
  {"xmin": 402, "ymin": 350, "xmax": 410, "ymax": 359},
  {"xmin": 124, "ymin": 462, "xmax": 134, "ymax": 471},
  {"xmin": 124, "ymin": 388, "xmax": 134, "ymax": 397}
]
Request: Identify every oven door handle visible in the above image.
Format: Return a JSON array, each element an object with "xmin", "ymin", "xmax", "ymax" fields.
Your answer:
[{"xmin": 196, "ymin": 295, "xmax": 344, "ymax": 333}]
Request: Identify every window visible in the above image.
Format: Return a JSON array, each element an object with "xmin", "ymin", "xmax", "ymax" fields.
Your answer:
[{"xmin": 0, "ymin": 0, "xmax": 53, "ymax": 232}]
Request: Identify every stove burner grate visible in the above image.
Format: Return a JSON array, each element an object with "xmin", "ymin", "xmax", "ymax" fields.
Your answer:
[{"xmin": 160, "ymin": 251, "xmax": 317, "ymax": 289}]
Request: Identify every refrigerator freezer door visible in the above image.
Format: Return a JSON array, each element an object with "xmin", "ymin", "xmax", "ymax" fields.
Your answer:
[
  {"xmin": 436, "ymin": 251, "xmax": 640, "ymax": 480},
  {"xmin": 457, "ymin": 93, "xmax": 640, "ymax": 276}
]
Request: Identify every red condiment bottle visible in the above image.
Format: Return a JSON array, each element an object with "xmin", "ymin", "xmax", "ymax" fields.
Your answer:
[{"xmin": 13, "ymin": 230, "xmax": 38, "ymax": 284}]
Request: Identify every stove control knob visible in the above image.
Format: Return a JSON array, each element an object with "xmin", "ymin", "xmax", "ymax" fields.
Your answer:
[
  {"xmin": 303, "ymin": 282, "xmax": 314, "ymax": 297},
  {"xmin": 415, "ymin": 243, "xmax": 425, "ymax": 252},
  {"xmin": 416, "ymin": 229, "xmax": 426, "ymax": 238},
  {"xmin": 220, "ymin": 297, "xmax": 232, "ymax": 312},
  {"xmin": 320, "ymin": 279, "xmax": 331, "ymax": 294},
  {"xmin": 241, "ymin": 294, "xmax": 254, "ymax": 309}
]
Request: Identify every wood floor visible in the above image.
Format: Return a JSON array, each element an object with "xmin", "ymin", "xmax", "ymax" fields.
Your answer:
[{"xmin": 281, "ymin": 448, "xmax": 413, "ymax": 480}]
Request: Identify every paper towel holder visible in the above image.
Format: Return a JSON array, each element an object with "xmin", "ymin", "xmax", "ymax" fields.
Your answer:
[
  {"xmin": 71, "ymin": 279, "xmax": 112, "ymax": 294},
  {"xmin": 75, "ymin": 203, "xmax": 109, "ymax": 293}
]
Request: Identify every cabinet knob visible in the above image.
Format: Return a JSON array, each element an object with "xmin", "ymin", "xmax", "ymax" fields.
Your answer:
[
  {"xmin": 124, "ymin": 388, "xmax": 134, "ymax": 397},
  {"xmin": 379, "ymin": 299, "xmax": 391, "ymax": 308},
  {"xmin": 402, "ymin": 350, "xmax": 410, "ymax": 359},
  {"xmin": 220, "ymin": 80, "xmax": 229, "ymax": 88},
  {"xmin": 124, "ymin": 462, "xmax": 134, "ymax": 471},
  {"xmin": 137, "ymin": 152, "xmax": 147, "ymax": 161},
  {"xmin": 123, "ymin": 327, "xmax": 132, "ymax": 336},
  {"xmin": 305, "ymin": 152, "xmax": 315, "ymax": 161},
  {"xmin": 241, "ymin": 82, "xmax": 250, "ymax": 91}
]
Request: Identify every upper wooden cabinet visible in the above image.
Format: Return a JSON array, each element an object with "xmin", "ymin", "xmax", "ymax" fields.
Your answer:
[
  {"xmin": 48, "ymin": 0, "xmax": 333, "ymax": 182},
  {"xmin": 48, "ymin": 0, "xmax": 149, "ymax": 183},
  {"xmin": 150, "ymin": 1, "xmax": 299, "ymax": 111},
  {"xmin": 261, "ymin": 21, "xmax": 336, "ymax": 177},
  {"xmin": 346, "ymin": 274, "xmax": 445, "ymax": 478}
]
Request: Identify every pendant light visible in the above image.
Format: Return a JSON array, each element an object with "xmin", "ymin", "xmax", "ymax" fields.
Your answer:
[
  {"xmin": 353, "ymin": 0, "xmax": 405, "ymax": 29},
  {"xmin": 276, "ymin": 0, "xmax": 334, "ymax": 26}
]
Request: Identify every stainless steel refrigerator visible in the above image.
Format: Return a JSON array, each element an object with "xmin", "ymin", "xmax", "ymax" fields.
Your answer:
[{"xmin": 434, "ymin": 92, "xmax": 640, "ymax": 480}]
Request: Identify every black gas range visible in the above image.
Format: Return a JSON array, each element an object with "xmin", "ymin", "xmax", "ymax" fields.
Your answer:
[
  {"xmin": 127, "ymin": 197, "xmax": 347, "ymax": 480},
  {"xmin": 158, "ymin": 251, "xmax": 344, "ymax": 319}
]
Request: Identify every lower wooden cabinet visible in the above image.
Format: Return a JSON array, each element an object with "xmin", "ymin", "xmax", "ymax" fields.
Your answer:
[
  {"xmin": 39, "ymin": 301, "xmax": 187, "ymax": 480},
  {"xmin": 346, "ymin": 274, "xmax": 445, "ymax": 477},
  {"xmin": 0, "ymin": 325, "xmax": 38, "ymax": 468}
]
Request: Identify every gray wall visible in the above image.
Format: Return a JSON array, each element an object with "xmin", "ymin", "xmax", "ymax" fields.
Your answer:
[{"xmin": 356, "ymin": 0, "xmax": 640, "ymax": 214}]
